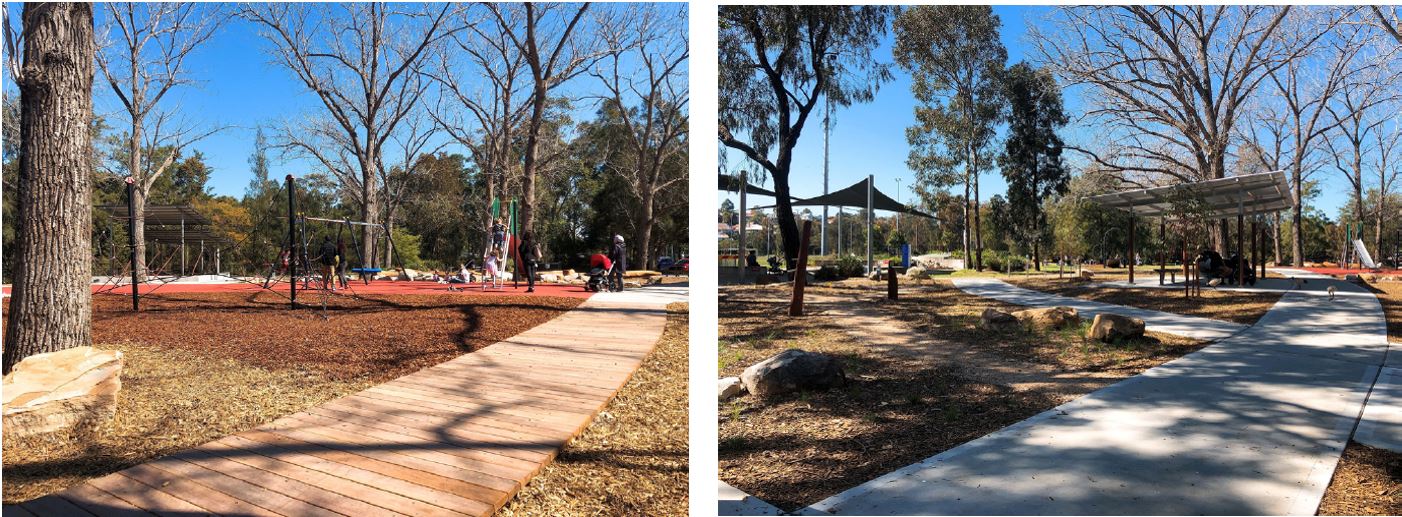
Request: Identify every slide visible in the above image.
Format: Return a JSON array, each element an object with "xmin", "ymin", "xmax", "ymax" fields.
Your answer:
[{"xmin": 1354, "ymin": 239, "xmax": 1378, "ymax": 269}]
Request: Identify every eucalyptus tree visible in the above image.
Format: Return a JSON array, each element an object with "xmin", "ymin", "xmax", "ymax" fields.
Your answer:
[
  {"xmin": 591, "ymin": 4, "xmax": 688, "ymax": 269},
  {"xmin": 241, "ymin": 3, "xmax": 460, "ymax": 267},
  {"xmin": 479, "ymin": 3, "xmax": 631, "ymax": 239},
  {"xmin": 718, "ymin": 5, "xmax": 893, "ymax": 262},
  {"xmin": 1032, "ymin": 6, "xmax": 1317, "ymax": 249},
  {"xmin": 893, "ymin": 5, "xmax": 1006, "ymax": 271},
  {"xmin": 998, "ymin": 62, "xmax": 1068, "ymax": 271},
  {"xmin": 96, "ymin": 2, "xmax": 225, "ymax": 280},
  {"xmin": 2, "ymin": 3, "xmax": 96, "ymax": 373}
]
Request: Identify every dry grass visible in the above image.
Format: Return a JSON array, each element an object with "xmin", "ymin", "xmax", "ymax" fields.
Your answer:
[
  {"xmin": 500, "ymin": 303, "xmax": 689, "ymax": 517},
  {"xmin": 1318, "ymin": 441, "xmax": 1402, "ymax": 515},
  {"xmin": 2, "ymin": 342, "xmax": 370, "ymax": 503},
  {"xmin": 718, "ymin": 281, "xmax": 1208, "ymax": 511},
  {"xmin": 1362, "ymin": 281, "xmax": 1402, "ymax": 343},
  {"xmin": 1004, "ymin": 276, "xmax": 1280, "ymax": 325}
]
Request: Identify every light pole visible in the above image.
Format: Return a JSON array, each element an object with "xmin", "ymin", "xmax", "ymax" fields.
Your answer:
[{"xmin": 895, "ymin": 177, "xmax": 903, "ymax": 236}]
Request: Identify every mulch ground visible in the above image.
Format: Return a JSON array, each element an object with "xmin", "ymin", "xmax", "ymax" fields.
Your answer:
[
  {"xmin": 88, "ymin": 291, "xmax": 581, "ymax": 382},
  {"xmin": 2, "ymin": 291, "xmax": 582, "ymax": 504},
  {"xmin": 1318, "ymin": 441, "xmax": 1402, "ymax": 515},
  {"xmin": 500, "ymin": 302, "xmax": 689, "ymax": 516},
  {"xmin": 1004, "ymin": 275, "xmax": 1281, "ymax": 325},
  {"xmin": 718, "ymin": 281, "xmax": 1208, "ymax": 511}
]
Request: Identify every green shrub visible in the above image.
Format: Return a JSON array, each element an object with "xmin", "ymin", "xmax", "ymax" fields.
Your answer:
[
  {"xmin": 983, "ymin": 250, "xmax": 1028, "ymax": 272},
  {"xmin": 835, "ymin": 254, "xmax": 865, "ymax": 278}
]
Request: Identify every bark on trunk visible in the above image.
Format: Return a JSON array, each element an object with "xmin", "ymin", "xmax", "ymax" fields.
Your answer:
[
  {"xmin": 961, "ymin": 181, "xmax": 971, "ymax": 269},
  {"xmin": 637, "ymin": 188, "xmax": 655, "ymax": 271},
  {"xmin": 361, "ymin": 159, "xmax": 379, "ymax": 269},
  {"xmin": 131, "ymin": 188, "xmax": 146, "ymax": 278},
  {"xmin": 1291, "ymin": 165, "xmax": 1304, "ymax": 266},
  {"xmin": 4, "ymin": 2, "xmax": 96, "ymax": 374},
  {"xmin": 520, "ymin": 82, "xmax": 547, "ymax": 239}
]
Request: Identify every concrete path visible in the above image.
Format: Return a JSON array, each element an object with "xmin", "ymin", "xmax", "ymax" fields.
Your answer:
[
  {"xmin": 952, "ymin": 278, "xmax": 1247, "ymax": 341},
  {"xmin": 719, "ymin": 481, "xmax": 783, "ymax": 516},
  {"xmin": 1356, "ymin": 366, "xmax": 1402, "ymax": 453},
  {"xmin": 5, "ymin": 286, "xmax": 684, "ymax": 517},
  {"xmin": 806, "ymin": 277, "xmax": 1388, "ymax": 515}
]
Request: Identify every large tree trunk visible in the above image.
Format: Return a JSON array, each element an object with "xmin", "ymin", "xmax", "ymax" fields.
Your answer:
[
  {"xmin": 637, "ymin": 187, "xmax": 656, "ymax": 271},
  {"xmin": 131, "ymin": 187, "xmax": 147, "ymax": 277},
  {"xmin": 520, "ymin": 83, "xmax": 547, "ymax": 238},
  {"xmin": 971, "ymin": 149, "xmax": 983, "ymax": 271},
  {"xmin": 961, "ymin": 181, "xmax": 971, "ymax": 268},
  {"xmin": 4, "ymin": 2, "xmax": 96, "ymax": 374},
  {"xmin": 1273, "ymin": 211, "xmax": 1282, "ymax": 265}
]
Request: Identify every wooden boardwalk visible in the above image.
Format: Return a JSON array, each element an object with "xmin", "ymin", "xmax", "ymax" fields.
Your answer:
[{"xmin": 4, "ymin": 291, "xmax": 676, "ymax": 516}]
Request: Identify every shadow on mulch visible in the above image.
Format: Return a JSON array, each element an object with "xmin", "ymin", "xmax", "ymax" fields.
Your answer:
[{"xmin": 79, "ymin": 291, "xmax": 582, "ymax": 382}]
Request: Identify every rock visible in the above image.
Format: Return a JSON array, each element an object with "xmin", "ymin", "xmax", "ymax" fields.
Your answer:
[
  {"xmin": 904, "ymin": 265, "xmax": 930, "ymax": 279},
  {"xmin": 1078, "ymin": 270, "xmax": 1095, "ymax": 281},
  {"xmin": 1207, "ymin": 278, "xmax": 1222, "ymax": 287},
  {"xmin": 719, "ymin": 377, "xmax": 745, "ymax": 401},
  {"xmin": 978, "ymin": 308, "xmax": 1020, "ymax": 331},
  {"xmin": 538, "ymin": 273, "xmax": 559, "ymax": 283},
  {"xmin": 624, "ymin": 281, "xmax": 643, "ymax": 288},
  {"xmin": 1012, "ymin": 306, "xmax": 1080, "ymax": 330},
  {"xmin": 3, "ymin": 347, "xmax": 124, "ymax": 440},
  {"xmin": 401, "ymin": 268, "xmax": 421, "ymax": 281},
  {"xmin": 1087, "ymin": 313, "xmax": 1145, "ymax": 343},
  {"xmin": 563, "ymin": 269, "xmax": 576, "ymax": 277},
  {"xmin": 740, "ymin": 349, "xmax": 845, "ymax": 399}
]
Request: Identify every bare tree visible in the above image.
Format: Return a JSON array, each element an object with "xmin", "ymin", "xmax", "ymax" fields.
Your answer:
[
  {"xmin": 1033, "ymin": 6, "xmax": 1317, "ymax": 248},
  {"xmin": 1323, "ymin": 64, "xmax": 1399, "ymax": 255},
  {"xmin": 241, "ymin": 3, "xmax": 459, "ymax": 267},
  {"xmin": 591, "ymin": 5, "xmax": 687, "ymax": 269},
  {"xmin": 378, "ymin": 107, "xmax": 444, "ymax": 266},
  {"xmin": 1257, "ymin": 7, "xmax": 1369, "ymax": 265},
  {"xmin": 482, "ymin": 2, "xmax": 629, "ymax": 238},
  {"xmin": 96, "ymin": 2, "xmax": 225, "ymax": 280},
  {"xmin": 2, "ymin": 3, "xmax": 96, "ymax": 373},
  {"xmin": 1371, "ymin": 6, "xmax": 1402, "ymax": 45},
  {"xmin": 424, "ymin": 5, "xmax": 532, "ymax": 252},
  {"xmin": 1373, "ymin": 115, "xmax": 1402, "ymax": 254}
]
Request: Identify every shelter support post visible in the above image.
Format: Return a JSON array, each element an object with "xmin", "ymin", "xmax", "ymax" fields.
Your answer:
[
  {"xmin": 1128, "ymin": 210, "xmax": 1135, "ymax": 284},
  {"xmin": 180, "ymin": 218, "xmax": 185, "ymax": 276},
  {"xmin": 1182, "ymin": 230, "xmax": 1189, "ymax": 299},
  {"xmin": 1159, "ymin": 217, "xmax": 1167, "ymax": 285},
  {"xmin": 1251, "ymin": 218, "xmax": 1258, "ymax": 284},
  {"xmin": 1237, "ymin": 195, "xmax": 1245, "ymax": 286},
  {"xmin": 790, "ymin": 220, "xmax": 813, "ymax": 317},
  {"xmin": 740, "ymin": 171, "xmax": 748, "ymax": 282},
  {"xmin": 866, "ymin": 174, "xmax": 874, "ymax": 276}
]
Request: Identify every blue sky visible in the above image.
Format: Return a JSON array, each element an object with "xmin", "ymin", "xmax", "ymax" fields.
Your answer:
[
  {"xmin": 719, "ymin": 5, "xmax": 1353, "ymax": 219},
  {"xmin": 4, "ymin": 3, "xmax": 686, "ymax": 199}
]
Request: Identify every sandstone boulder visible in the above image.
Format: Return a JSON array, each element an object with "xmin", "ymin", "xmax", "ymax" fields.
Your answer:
[
  {"xmin": 539, "ymin": 273, "xmax": 559, "ymax": 283},
  {"xmin": 904, "ymin": 265, "xmax": 930, "ymax": 279},
  {"xmin": 719, "ymin": 377, "xmax": 745, "ymax": 401},
  {"xmin": 740, "ymin": 349, "xmax": 845, "ymax": 399},
  {"xmin": 1012, "ymin": 306, "xmax": 1080, "ymax": 330},
  {"xmin": 3, "ymin": 347, "xmax": 124, "ymax": 440},
  {"xmin": 978, "ymin": 308, "xmax": 1020, "ymax": 332},
  {"xmin": 1087, "ymin": 313, "xmax": 1145, "ymax": 343}
]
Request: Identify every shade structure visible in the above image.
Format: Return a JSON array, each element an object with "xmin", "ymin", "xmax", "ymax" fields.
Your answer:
[
  {"xmin": 1084, "ymin": 170, "xmax": 1293, "ymax": 218},
  {"xmin": 719, "ymin": 173, "xmax": 780, "ymax": 197},
  {"xmin": 96, "ymin": 204, "xmax": 230, "ymax": 245},
  {"xmin": 757, "ymin": 177, "xmax": 934, "ymax": 218}
]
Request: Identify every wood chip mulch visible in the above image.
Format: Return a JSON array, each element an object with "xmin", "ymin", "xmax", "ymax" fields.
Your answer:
[
  {"xmin": 88, "ymin": 291, "xmax": 582, "ymax": 382},
  {"xmin": 500, "ymin": 302, "xmax": 689, "ymax": 517},
  {"xmin": 1318, "ymin": 441, "xmax": 1402, "ymax": 515},
  {"xmin": 718, "ymin": 281, "xmax": 1211, "ymax": 512}
]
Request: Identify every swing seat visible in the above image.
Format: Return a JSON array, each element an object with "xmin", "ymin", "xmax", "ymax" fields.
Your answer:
[{"xmin": 351, "ymin": 267, "xmax": 382, "ymax": 285}]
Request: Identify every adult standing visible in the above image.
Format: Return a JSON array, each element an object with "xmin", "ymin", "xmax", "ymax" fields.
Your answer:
[
  {"xmin": 609, "ymin": 234, "xmax": 627, "ymax": 292},
  {"xmin": 518, "ymin": 231, "xmax": 541, "ymax": 293}
]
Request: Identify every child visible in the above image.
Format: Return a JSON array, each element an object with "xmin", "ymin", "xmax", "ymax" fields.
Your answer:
[
  {"xmin": 484, "ymin": 247, "xmax": 502, "ymax": 289},
  {"xmin": 491, "ymin": 218, "xmax": 506, "ymax": 250}
]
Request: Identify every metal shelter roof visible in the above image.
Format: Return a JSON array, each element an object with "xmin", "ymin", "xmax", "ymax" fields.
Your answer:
[
  {"xmin": 96, "ymin": 204, "xmax": 231, "ymax": 244},
  {"xmin": 719, "ymin": 173, "xmax": 780, "ymax": 197},
  {"xmin": 1084, "ymin": 170, "xmax": 1293, "ymax": 219},
  {"xmin": 759, "ymin": 176, "xmax": 934, "ymax": 218}
]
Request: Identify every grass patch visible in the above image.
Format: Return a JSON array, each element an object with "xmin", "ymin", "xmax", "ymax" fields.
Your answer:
[{"xmin": 1004, "ymin": 276, "xmax": 1281, "ymax": 326}]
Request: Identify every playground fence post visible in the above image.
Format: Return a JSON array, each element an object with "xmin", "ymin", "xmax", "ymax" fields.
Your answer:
[
  {"xmin": 789, "ymin": 220, "xmax": 813, "ymax": 317},
  {"xmin": 287, "ymin": 175, "xmax": 297, "ymax": 308},
  {"xmin": 887, "ymin": 258, "xmax": 897, "ymax": 300},
  {"xmin": 126, "ymin": 177, "xmax": 139, "ymax": 312}
]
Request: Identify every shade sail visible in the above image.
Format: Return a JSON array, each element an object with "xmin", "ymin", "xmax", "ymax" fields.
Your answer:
[
  {"xmin": 718, "ymin": 173, "xmax": 780, "ymax": 197},
  {"xmin": 97, "ymin": 204, "xmax": 232, "ymax": 245},
  {"xmin": 1084, "ymin": 170, "xmax": 1293, "ymax": 219},
  {"xmin": 757, "ymin": 177, "xmax": 934, "ymax": 218}
]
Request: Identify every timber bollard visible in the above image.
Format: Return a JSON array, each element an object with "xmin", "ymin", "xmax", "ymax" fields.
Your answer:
[
  {"xmin": 789, "ymin": 220, "xmax": 813, "ymax": 316},
  {"xmin": 887, "ymin": 260, "xmax": 897, "ymax": 300}
]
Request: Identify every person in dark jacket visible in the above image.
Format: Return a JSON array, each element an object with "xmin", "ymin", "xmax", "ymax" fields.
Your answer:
[
  {"xmin": 609, "ymin": 234, "xmax": 627, "ymax": 291},
  {"xmin": 316, "ymin": 235, "xmax": 338, "ymax": 290},
  {"xmin": 517, "ymin": 231, "xmax": 541, "ymax": 293}
]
